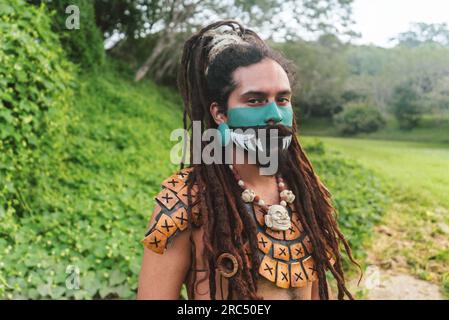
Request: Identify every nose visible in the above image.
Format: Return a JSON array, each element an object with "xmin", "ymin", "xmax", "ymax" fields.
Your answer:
[{"xmin": 264, "ymin": 102, "xmax": 283, "ymax": 125}]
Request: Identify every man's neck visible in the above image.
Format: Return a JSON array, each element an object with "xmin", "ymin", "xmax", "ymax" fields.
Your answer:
[{"xmin": 231, "ymin": 146, "xmax": 275, "ymax": 187}]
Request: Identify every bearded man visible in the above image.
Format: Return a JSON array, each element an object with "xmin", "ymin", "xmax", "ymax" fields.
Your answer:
[{"xmin": 137, "ymin": 20, "xmax": 358, "ymax": 300}]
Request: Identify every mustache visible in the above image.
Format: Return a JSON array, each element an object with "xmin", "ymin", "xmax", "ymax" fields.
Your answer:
[{"xmin": 264, "ymin": 124, "xmax": 293, "ymax": 137}]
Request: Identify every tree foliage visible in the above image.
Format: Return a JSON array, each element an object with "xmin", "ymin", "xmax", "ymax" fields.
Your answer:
[
  {"xmin": 0, "ymin": 0, "xmax": 75, "ymax": 297},
  {"xmin": 391, "ymin": 81, "xmax": 424, "ymax": 130},
  {"xmin": 275, "ymin": 35, "xmax": 348, "ymax": 118},
  {"xmin": 93, "ymin": 0, "xmax": 356, "ymax": 81},
  {"xmin": 392, "ymin": 22, "xmax": 449, "ymax": 47},
  {"xmin": 333, "ymin": 102, "xmax": 386, "ymax": 135},
  {"xmin": 344, "ymin": 43, "xmax": 449, "ymax": 121},
  {"xmin": 95, "ymin": 0, "xmax": 356, "ymax": 42}
]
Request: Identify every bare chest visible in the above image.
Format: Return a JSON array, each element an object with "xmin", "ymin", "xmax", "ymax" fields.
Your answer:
[{"xmin": 186, "ymin": 202, "xmax": 318, "ymax": 300}]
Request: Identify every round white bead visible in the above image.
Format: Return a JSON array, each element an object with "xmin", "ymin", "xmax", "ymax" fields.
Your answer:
[
  {"xmin": 229, "ymin": 165, "xmax": 233, "ymax": 170},
  {"xmin": 258, "ymin": 199, "xmax": 265, "ymax": 206},
  {"xmin": 238, "ymin": 180, "xmax": 245, "ymax": 187},
  {"xmin": 278, "ymin": 182, "xmax": 285, "ymax": 188},
  {"xmin": 241, "ymin": 189, "xmax": 255, "ymax": 202},
  {"xmin": 280, "ymin": 200, "xmax": 287, "ymax": 207}
]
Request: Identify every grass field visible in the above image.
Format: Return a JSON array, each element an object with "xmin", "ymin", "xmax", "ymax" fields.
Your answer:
[
  {"xmin": 302, "ymin": 136, "xmax": 449, "ymax": 297},
  {"xmin": 305, "ymin": 137, "xmax": 449, "ymax": 207},
  {"xmin": 299, "ymin": 116, "xmax": 449, "ymax": 145}
]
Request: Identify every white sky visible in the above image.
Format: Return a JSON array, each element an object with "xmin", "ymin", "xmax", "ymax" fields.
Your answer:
[{"xmin": 352, "ymin": 0, "xmax": 449, "ymax": 47}]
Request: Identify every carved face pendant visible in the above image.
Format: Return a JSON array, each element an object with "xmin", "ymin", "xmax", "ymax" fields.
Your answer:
[{"xmin": 264, "ymin": 204, "xmax": 291, "ymax": 231}]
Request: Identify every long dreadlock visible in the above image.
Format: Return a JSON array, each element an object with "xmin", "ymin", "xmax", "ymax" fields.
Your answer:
[{"xmin": 177, "ymin": 19, "xmax": 360, "ymax": 300}]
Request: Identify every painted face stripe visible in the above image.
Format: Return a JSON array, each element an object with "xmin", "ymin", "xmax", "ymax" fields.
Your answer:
[{"xmin": 227, "ymin": 102, "xmax": 293, "ymax": 128}]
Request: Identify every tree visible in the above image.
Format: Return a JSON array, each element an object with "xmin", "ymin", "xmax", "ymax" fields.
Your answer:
[
  {"xmin": 344, "ymin": 45, "xmax": 397, "ymax": 113},
  {"xmin": 333, "ymin": 102, "xmax": 386, "ymax": 135},
  {"xmin": 344, "ymin": 43, "xmax": 449, "ymax": 120},
  {"xmin": 392, "ymin": 22, "xmax": 449, "ymax": 47},
  {"xmin": 92, "ymin": 0, "xmax": 356, "ymax": 82},
  {"xmin": 391, "ymin": 81, "xmax": 424, "ymax": 130},
  {"xmin": 276, "ymin": 35, "xmax": 348, "ymax": 118}
]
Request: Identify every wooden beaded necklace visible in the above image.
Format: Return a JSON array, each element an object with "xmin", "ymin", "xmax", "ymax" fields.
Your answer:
[{"xmin": 228, "ymin": 164, "xmax": 296, "ymax": 231}]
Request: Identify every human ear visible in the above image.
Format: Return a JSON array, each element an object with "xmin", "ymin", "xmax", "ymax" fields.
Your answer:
[{"xmin": 209, "ymin": 102, "xmax": 228, "ymax": 125}]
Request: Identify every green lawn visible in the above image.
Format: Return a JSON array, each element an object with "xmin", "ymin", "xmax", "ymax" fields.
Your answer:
[
  {"xmin": 303, "ymin": 135, "xmax": 449, "ymax": 297},
  {"xmin": 304, "ymin": 137, "xmax": 449, "ymax": 208},
  {"xmin": 299, "ymin": 117, "xmax": 449, "ymax": 145}
]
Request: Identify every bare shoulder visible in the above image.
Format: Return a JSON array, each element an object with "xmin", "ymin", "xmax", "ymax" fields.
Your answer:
[{"xmin": 140, "ymin": 167, "xmax": 202, "ymax": 254}]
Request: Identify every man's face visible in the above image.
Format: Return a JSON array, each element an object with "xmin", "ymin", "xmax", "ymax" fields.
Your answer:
[{"xmin": 224, "ymin": 58, "xmax": 293, "ymax": 171}]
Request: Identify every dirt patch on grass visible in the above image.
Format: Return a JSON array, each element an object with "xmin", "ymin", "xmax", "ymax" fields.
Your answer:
[
  {"xmin": 361, "ymin": 267, "xmax": 443, "ymax": 300},
  {"xmin": 349, "ymin": 202, "xmax": 448, "ymax": 300}
]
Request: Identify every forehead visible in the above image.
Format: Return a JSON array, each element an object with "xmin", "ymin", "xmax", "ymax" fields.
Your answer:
[{"xmin": 231, "ymin": 58, "xmax": 291, "ymax": 95}]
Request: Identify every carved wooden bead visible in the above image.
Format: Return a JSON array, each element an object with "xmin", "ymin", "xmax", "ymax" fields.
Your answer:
[{"xmin": 280, "ymin": 190, "xmax": 295, "ymax": 203}]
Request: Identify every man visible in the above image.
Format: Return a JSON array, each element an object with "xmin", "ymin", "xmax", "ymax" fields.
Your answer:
[{"xmin": 137, "ymin": 20, "xmax": 358, "ymax": 300}]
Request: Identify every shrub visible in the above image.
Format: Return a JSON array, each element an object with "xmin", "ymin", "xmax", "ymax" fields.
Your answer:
[
  {"xmin": 0, "ymin": 0, "xmax": 74, "ymax": 214},
  {"xmin": 0, "ymin": 60, "xmax": 184, "ymax": 299},
  {"xmin": 28, "ymin": 0, "xmax": 105, "ymax": 70},
  {"xmin": 304, "ymin": 140, "xmax": 389, "ymax": 263},
  {"xmin": 333, "ymin": 102, "xmax": 386, "ymax": 135},
  {"xmin": 391, "ymin": 81, "xmax": 424, "ymax": 130},
  {"xmin": 0, "ymin": 0, "xmax": 75, "ymax": 298}
]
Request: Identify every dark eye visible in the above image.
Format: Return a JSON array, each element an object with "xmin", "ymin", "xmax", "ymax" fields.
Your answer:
[
  {"xmin": 247, "ymin": 98, "xmax": 265, "ymax": 104},
  {"xmin": 277, "ymin": 97, "xmax": 290, "ymax": 104}
]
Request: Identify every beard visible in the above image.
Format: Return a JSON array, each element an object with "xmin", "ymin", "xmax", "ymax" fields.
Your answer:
[{"xmin": 255, "ymin": 124, "xmax": 292, "ymax": 170}]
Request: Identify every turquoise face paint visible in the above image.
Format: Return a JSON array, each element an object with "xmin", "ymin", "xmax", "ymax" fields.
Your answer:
[{"xmin": 226, "ymin": 101, "xmax": 293, "ymax": 128}]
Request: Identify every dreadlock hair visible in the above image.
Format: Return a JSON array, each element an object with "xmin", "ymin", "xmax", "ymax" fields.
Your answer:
[{"xmin": 177, "ymin": 19, "xmax": 361, "ymax": 300}]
